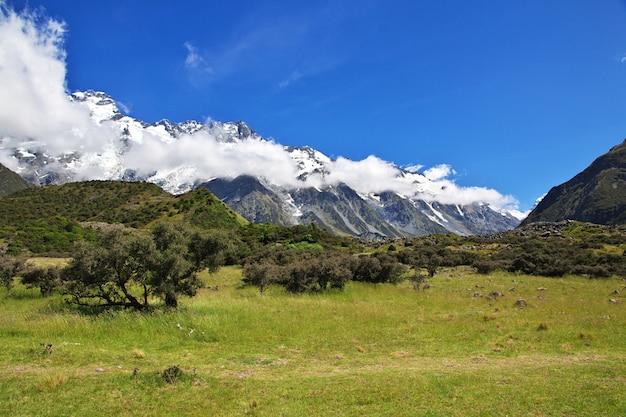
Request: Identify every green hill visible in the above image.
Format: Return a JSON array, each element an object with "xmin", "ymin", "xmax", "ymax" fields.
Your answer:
[{"xmin": 0, "ymin": 180, "xmax": 247, "ymax": 254}]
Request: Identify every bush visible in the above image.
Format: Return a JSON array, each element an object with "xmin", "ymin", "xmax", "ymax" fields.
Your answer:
[
  {"xmin": 242, "ymin": 248, "xmax": 353, "ymax": 293},
  {"xmin": 472, "ymin": 259, "xmax": 497, "ymax": 275},
  {"xmin": 351, "ymin": 253, "xmax": 405, "ymax": 284}
]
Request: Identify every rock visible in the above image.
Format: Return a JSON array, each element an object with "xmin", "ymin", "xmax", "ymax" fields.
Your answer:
[{"xmin": 514, "ymin": 299, "xmax": 527, "ymax": 309}]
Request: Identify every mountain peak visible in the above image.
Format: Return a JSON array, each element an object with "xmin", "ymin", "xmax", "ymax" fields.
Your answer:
[
  {"xmin": 521, "ymin": 140, "xmax": 626, "ymax": 226},
  {"xmin": 71, "ymin": 90, "xmax": 122, "ymax": 122}
]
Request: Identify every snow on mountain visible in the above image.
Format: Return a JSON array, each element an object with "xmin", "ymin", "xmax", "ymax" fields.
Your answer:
[{"xmin": 0, "ymin": 90, "xmax": 522, "ymax": 236}]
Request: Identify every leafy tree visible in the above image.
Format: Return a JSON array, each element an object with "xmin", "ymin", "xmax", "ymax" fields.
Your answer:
[
  {"xmin": 21, "ymin": 266, "xmax": 61, "ymax": 297},
  {"xmin": 61, "ymin": 229, "xmax": 153, "ymax": 309},
  {"xmin": 281, "ymin": 254, "xmax": 352, "ymax": 293},
  {"xmin": 146, "ymin": 224, "xmax": 206, "ymax": 308},
  {"xmin": 0, "ymin": 255, "xmax": 25, "ymax": 294},
  {"xmin": 242, "ymin": 259, "xmax": 278, "ymax": 293},
  {"xmin": 61, "ymin": 225, "xmax": 228, "ymax": 310}
]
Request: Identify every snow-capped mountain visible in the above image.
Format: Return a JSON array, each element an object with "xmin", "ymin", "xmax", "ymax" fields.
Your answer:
[{"xmin": 2, "ymin": 90, "xmax": 522, "ymax": 237}]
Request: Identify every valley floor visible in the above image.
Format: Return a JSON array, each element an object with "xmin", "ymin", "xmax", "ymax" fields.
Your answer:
[{"xmin": 1, "ymin": 266, "xmax": 624, "ymax": 416}]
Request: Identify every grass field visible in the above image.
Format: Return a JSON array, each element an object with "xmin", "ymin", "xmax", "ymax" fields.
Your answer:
[{"xmin": 1, "ymin": 265, "xmax": 625, "ymax": 416}]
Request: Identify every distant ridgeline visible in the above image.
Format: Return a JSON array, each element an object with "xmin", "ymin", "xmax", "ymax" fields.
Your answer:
[{"xmin": 522, "ymin": 139, "xmax": 626, "ymax": 227}]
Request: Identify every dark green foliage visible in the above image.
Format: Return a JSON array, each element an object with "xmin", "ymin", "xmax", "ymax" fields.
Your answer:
[
  {"xmin": 351, "ymin": 252, "xmax": 406, "ymax": 284},
  {"xmin": 21, "ymin": 266, "xmax": 61, "ymax": 297},
  {"xmin": 242, "ymin": 246, "xmax": 353, "ymax": 293},
  {"xmin": 472, "ymin": 259, "xmax": 503, "ymax": 275},
  {"xmin": 283, "ymin": 253, "xmax": 352, "ymax": 293},
  {"xmin": 463, "ymin": 223, "xmax": 626, "ymax": 278},
  {"xmin": 241, "ymin": 259, "xmax": 278, "ymax": 293},
  {"xmin": 147, "ymin": 224, "xmax": 210, "ymax": 308},
  {"xmin": 239, "ymin": 222, "xmax": 339, "ymax": 249},
  {"xmin": 390, "ymin": 222, "xmax": 626, "ymax": 279},
  {"xmin": 0, "ymin": 255, "xmax": 25, "ymax": 293},
  {"xmin": 61, "ymin": 229, "xmax": 155, "ymax": 309},
  {"xmin": 60, "ymin": 224, "xmax": 230, "ymax": 309}
]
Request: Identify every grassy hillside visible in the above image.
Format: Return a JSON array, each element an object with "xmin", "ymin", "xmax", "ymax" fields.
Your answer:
[
  {"xmin": 0, "ymin": 266, "xmax": 624, "ymax": 416},
  {"xmin": 0, "ymin": 181, "xmax": 247, "ymax": 254}
]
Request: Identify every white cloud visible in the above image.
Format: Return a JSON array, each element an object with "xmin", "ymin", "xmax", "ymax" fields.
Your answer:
[
  {"xmin": 403, "ymin": 164, "xmax": 424, "ymax": 173},
  {"xmin": 0, "ymin": 4, "xmax": 91, "ymax": 142},
  {"xmin": 278, "ymin": 70, "xmax": 302, "ymax": 88},
  {"xmin": 183, "ymin": 42, "xmax": 210, "ymax": 71},
  {"xmin": 423, "ymin": 164, "xmax": 456, "ymax": 181},
  {"xmin": 116, "ymin": 100, "xmax": 131, "ymax": 114},
  {"xmin": 122, "ymin": 131, "xmax": 300, "ymax": 188}
]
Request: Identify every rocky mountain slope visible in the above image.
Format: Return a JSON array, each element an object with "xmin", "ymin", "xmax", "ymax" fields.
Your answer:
[
  {"xmin": 2, "ymin": 90, "xmax": 522, "ymax": 237},
  {"xmin": 0, "ymin": 163, "xmax": 33, "ymax": 197},
  {"xmin": 521, "ymin": 140, "xmax": 626, "ymax": 226}
]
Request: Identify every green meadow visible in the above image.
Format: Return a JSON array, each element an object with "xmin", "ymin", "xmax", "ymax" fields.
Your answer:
[{"xmin": 1, "ymin": 265, "xmax": 625, "ymax": 416}]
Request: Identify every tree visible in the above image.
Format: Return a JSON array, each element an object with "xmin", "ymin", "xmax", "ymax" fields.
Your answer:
[
  {"xmin": 61, "ymin": 229, "xmax": 154, "ymax": 309},
  {"xmin": 61, "ymin": 224, "xmax": 228, "ymax": 310},
  {"xmin": 242, "ymin": 259, "xmax": 277, "ymax": 293},
  {"xmin": 145, "ymin": 224, "xmax": 205, "ymax": 309},
  {"xmin": 0, "ymin": 255, "xmax": 25, "ymax": 294},
  {"xmin": 21, "ymin": 266, "xmax": 61, "ymax": 297}
]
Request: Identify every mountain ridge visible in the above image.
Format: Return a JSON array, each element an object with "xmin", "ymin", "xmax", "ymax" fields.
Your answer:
[{"xmin": 521, "ymin": 139, "xmax": 626, "ymax": 226}]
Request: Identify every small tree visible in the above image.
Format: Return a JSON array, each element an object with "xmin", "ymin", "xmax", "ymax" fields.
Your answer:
[
  {"xmin": 21, "ymin": 266, "xmax": 61, "ymax": 297},
  {"xmin": 0, "ymin": 255, "xmax": 25, "ymax": 295},
  {"xmin": 242, "ymin": 260, "xmax": 277, "ymax": 293},
  {"xmin": 61, "ymin": 229, "xmax": 153, "ymax": 309},
  {"xmin": 146, "ymin": 224, "xmax": 205, "ymax": 309},
  {"xmin": 61, "ymin": 224, "xmax": 227, "ymax": 310}
]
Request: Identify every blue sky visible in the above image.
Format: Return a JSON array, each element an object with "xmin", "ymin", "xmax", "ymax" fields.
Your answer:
[{"xmin": 5, "ymin": 0, "xmax": 626, "ymax": 211}]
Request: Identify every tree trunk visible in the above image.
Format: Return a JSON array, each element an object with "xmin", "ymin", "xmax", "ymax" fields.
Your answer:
[{"xmin": 164, "ymin": 292, "xmax": 178, "ymax": 309}]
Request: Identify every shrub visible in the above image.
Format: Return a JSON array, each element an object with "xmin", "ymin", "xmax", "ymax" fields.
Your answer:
[
  {"xmin": 21, "ymin": 266, "xmax": 61, "ymax": 297},
  {"xmin": 351, "ymin": 253, "xmax": 405, "ymax": 284}
]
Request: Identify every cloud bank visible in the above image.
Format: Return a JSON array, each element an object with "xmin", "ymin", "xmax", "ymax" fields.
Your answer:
[
  {"xmin": 0, "ymin": 3, "xmax": 91, "ymax": 145},
  {"xmin": 0, "ymin": 4, "xmax": 521, "ymax": 214}
]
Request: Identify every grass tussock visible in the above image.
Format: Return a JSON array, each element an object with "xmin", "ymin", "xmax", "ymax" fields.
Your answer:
[
  {"xmin": 0, "ymin": 266, "xmax": 625, "ymax": 416},
  {"xmin": 36, "ymin": 373, "xmax": 67, "ymax": 392}
]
